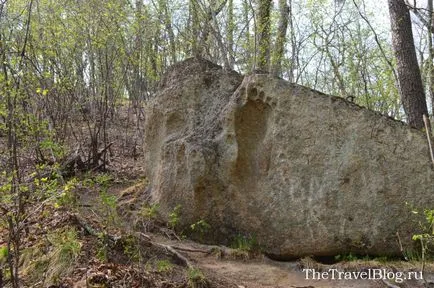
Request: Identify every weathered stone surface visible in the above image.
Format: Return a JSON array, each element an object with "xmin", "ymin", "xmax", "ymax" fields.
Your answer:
[{"xmin": 144, "ymin": 57, "xmax": 434, "ymax": 259}]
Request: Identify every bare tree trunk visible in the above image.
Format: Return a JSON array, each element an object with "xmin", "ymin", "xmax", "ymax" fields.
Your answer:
[
  {"xmin": 272, "ymin": 0, "xmax": 289, "ymax": 77},
  {"xmin": 226, "ymin": 0, "xmax": 234, "ymax": 69},
  {"xmin": 428, "ymin": 0, "xmax": 434, "ymax": 116},
  {"xmin": 160, "ymin": 0, "xmax": 176, "ymax": 64},
  {"xmin": 388, "ymin": 0, "xmax": 428, "ymax": 129},
  {"xmin": 243, "ymin": 0, "xmax": 252, "ymax": 70},
  {"xmin": 324, "ymin": 41, "xmax": 347, "ymax": 98},
  {"xmin": 190, "ymin": 0, "xmax": 200, "ymax": 56},
  {"xmin": 256, "ymin": 0, "xmax": 272, "ymax": 71},
  {"xmin": 288, "ymin": 0, "xmax": 296, "ymax": 82}
]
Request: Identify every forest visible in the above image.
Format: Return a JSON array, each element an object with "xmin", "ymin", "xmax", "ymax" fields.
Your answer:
[{"xmin": 1, "ymin": 0, "xmax": 434, "ymax": 287}]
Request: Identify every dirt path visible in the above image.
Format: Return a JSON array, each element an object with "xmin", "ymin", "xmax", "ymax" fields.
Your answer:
[
  {"xmin": 198, "ymin": 259, "xmax": 378, "ymax": 288},
  {"xmin": 158, "ymin": 239, "xmax": 392, "ymax": 288},
  {"xmin": 109, "ymin": 181, "xmax": 431, "ymax": 288}
]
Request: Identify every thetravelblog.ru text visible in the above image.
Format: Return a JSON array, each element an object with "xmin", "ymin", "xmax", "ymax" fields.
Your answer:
[{"xmin": 303, "ymin": 268, "xmax": 423, "ymax": 283}]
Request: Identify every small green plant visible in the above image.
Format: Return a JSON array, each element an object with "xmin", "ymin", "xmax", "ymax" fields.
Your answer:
[
  {"xmin": 168, "ymin": 204, "xmax": 182, "ymax": 229},
  {"xmin": 29, "ymin": 228, "xmax": 81, "ymax": 284},
  {"xmin": 229, "ymin": 234, "xmax": 260, "ymax": 260},
  {"xmin": 39, "ymin": 138, "xmax": 66, "ymax": 159},
  {"xmin": 93, "ymin": 173, "xmax": 118, "ymax": 225},
  {"xmin": 156, "ymin": 259, "xmax": 173, "ymax": 273},
  {"xmin": 402, "ymin": 248, "xmax": 421, "ymax": 262},
  {"xmin": 94, "ymin": 174, "xmax": 118, "ymax": 226},
  {"xmin": 123, "ymin": 235, "xmax": 141, "ymax": 262},
  {"xmin": 100, "ymin": 191, "xmax": 118, "ymax": 225},
  {"xmin": 54, "ymin": 178, "xmax": 78, "ymax": 208},
  {"xmin": 412, "ymin": 208, "xmax": 434, "ymax": 275},
  {"xmin": 231, "ymin": 234, "xmax": 258, "ymax": 252},
  {"xmin": 49, "ymin": 228, "xmax": 81, "ymax": 262},
  {"xmin": 82, "ymin": 176, "xmax": 95, "ymax": 188},
  {"xmin": 190, "ymin": 220, "xmax": 211, "ymax": 241},
  {"xmin": 96, "ymin": 246, "xmax": 108, "ymax": 262},
  {"xmin": 96, "ymin": 233, "xmax": 109, "ymax": 262},
  {"xmin": 0, "ymin": 246, "xmax": 9, "ymax": 276},
  {"xmin": 187, "ymin": 267, "xmax": 209, "ymax": 288},
  {"xmin": 412, "ymin": 209, "xmax": 434, "ymax": 242},
  {"xmin": 100, "ymin": 190, "xmax": 117, "ymax": 209},
  {"xmin": 139, "ymin": 203, "xmax": 160, "ymax": 219},
  {"xmin": 0, "ymin": 245, "xmax": 8, "ymax": 262},
  {"xmin": 94, "ymin": 173, "xmax": 113, "ymax": 189}
]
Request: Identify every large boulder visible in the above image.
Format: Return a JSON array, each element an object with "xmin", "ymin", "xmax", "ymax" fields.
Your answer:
[{"xmin": 144, "ymin": 57, "xmax": 434, "ymax": 259}]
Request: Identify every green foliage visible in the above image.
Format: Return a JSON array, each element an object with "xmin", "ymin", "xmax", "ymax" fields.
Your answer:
[
  {"xmin": 0, "ymin": 172, "xmax": 14, "ymax": 207},
  {"xmin": 187, "ymin": 267, "xmax": 208, "ymax": 288},
  {"xmin": 99, "ymin": 190, "xmax": 118, "ymax": 226},
  {"xmin": 100, "ymin": 191, "xmax": 117, "ymax": 210},
  {"xmin": 402, "ymin": 249, "xmax": 422, "ymax": 262},
  {"xmin": 39, "ymin": 138, "xmax": 65, "ymax": 160},
  {"xmin": 0, "ymin": 0, "xmax": 425, "ymax": 286},
  {"xmin": 190, "ymin": 220, "xmax": 211, "ymax": 241},
  {"xmin": 19, "ymin": 245, "xmax": 50, "ymax": 284},
  {"xmin": 411, "ymin": 208, "xmax": 434, "ymax": 261},
  {"xmin": 230, "ymin": 234, "xmax": 259, "ymax": 252},
  {"xmin": 168, "ymin": 205, "xmax": 182, "ymax": 229},
  {"xmin": 21, "ymin": 228, "xmax": 81, "ymax": 285},
  {"xmin": 156, "ymin": 260, "xmax": 173, "ymax": 273},
  {"xmin": 93, "ymin": 173, "xmax": 118, "ymax": 226},
  {"xmin": 0, "ymin": 103, "xmax": 6, "ymax": 134},
  {"xmin": 95, "ymin": 173, "xmax": 113, "ymax": 189},
  {"xmin": 123, "ymin": 235, "xmax": 141, "ymax": 262},
  {"xmin": 139, "ymin": 203, "xmax": 160, "ymax": 219},
  {"xmin": 96, "ymin": 246, "xmax": 108, "ymax": 263},
  {"xmin": 96, "ymin": 232, "xmax": 110, "ymax": 262},
  {"xmin": 0, "ymin": 246, "xmax": 8, "ymax": 263},
  {"xmin": 54, "ymin": 178, "xmax": 78, "ymax": 208},
  {"xmin": 82, "ymin": 176, "xmax": 96, "ymax": 188},
  {"xmin": 49, "ymin": 228, "xmax": 82, "ymax": 262}
]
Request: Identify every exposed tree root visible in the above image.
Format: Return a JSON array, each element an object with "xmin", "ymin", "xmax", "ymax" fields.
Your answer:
[{"xmin": 70, "ymin": 213, "xmax": 195, "ymax": 268}]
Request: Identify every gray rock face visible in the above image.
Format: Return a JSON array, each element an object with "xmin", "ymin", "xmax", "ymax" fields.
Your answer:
[{"xmin": 144, "ymin": 57, "xmax": 434, "ymax": 259}]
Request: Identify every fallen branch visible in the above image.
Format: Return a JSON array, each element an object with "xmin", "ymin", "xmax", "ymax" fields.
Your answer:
[
  {"xmin": 152, "ymin": 242, "xmax": 194, "ymax": 268},
  {"xmin": 396, "ymin": 232, "xmax": 406, "ymax": 260},
  {"xmin": 170, "ymin": 245, "xmax": 212, "ymax": 254},
  {"xmin": 171, "ymin": 243, "xmax": 249, "ymax": 259}
]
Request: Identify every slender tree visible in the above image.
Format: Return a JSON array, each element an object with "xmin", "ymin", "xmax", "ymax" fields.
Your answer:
[
  {"xmin": 272, "ymin": 0, "xmax": 289, "ymax": 76},
  {"xmin": 388, "ymin": 0, "xmax": 428, "ymax": 129},
  {"xmin": 407, "ymin": 0, "xmax": 434, "ymax": 116},
  {"xmin": 256, "ymin": 0, "xmax": 272, "ymax": 71},
  {"xmin": 226, "ymin": 0, "xmax": 235, "ymax": 69}
]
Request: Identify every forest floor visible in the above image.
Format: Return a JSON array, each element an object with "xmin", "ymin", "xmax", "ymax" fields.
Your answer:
[
  {"xmin": 5, "ymin": 161, "xmax": 434, "ymax": 288},
  {"xmin": 2, "ymin": 107, "xmax": 434, "ymax": 288},
  {"xmin": 6, "ymin": 169, "xmax": 434, "ymax": 288}
]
